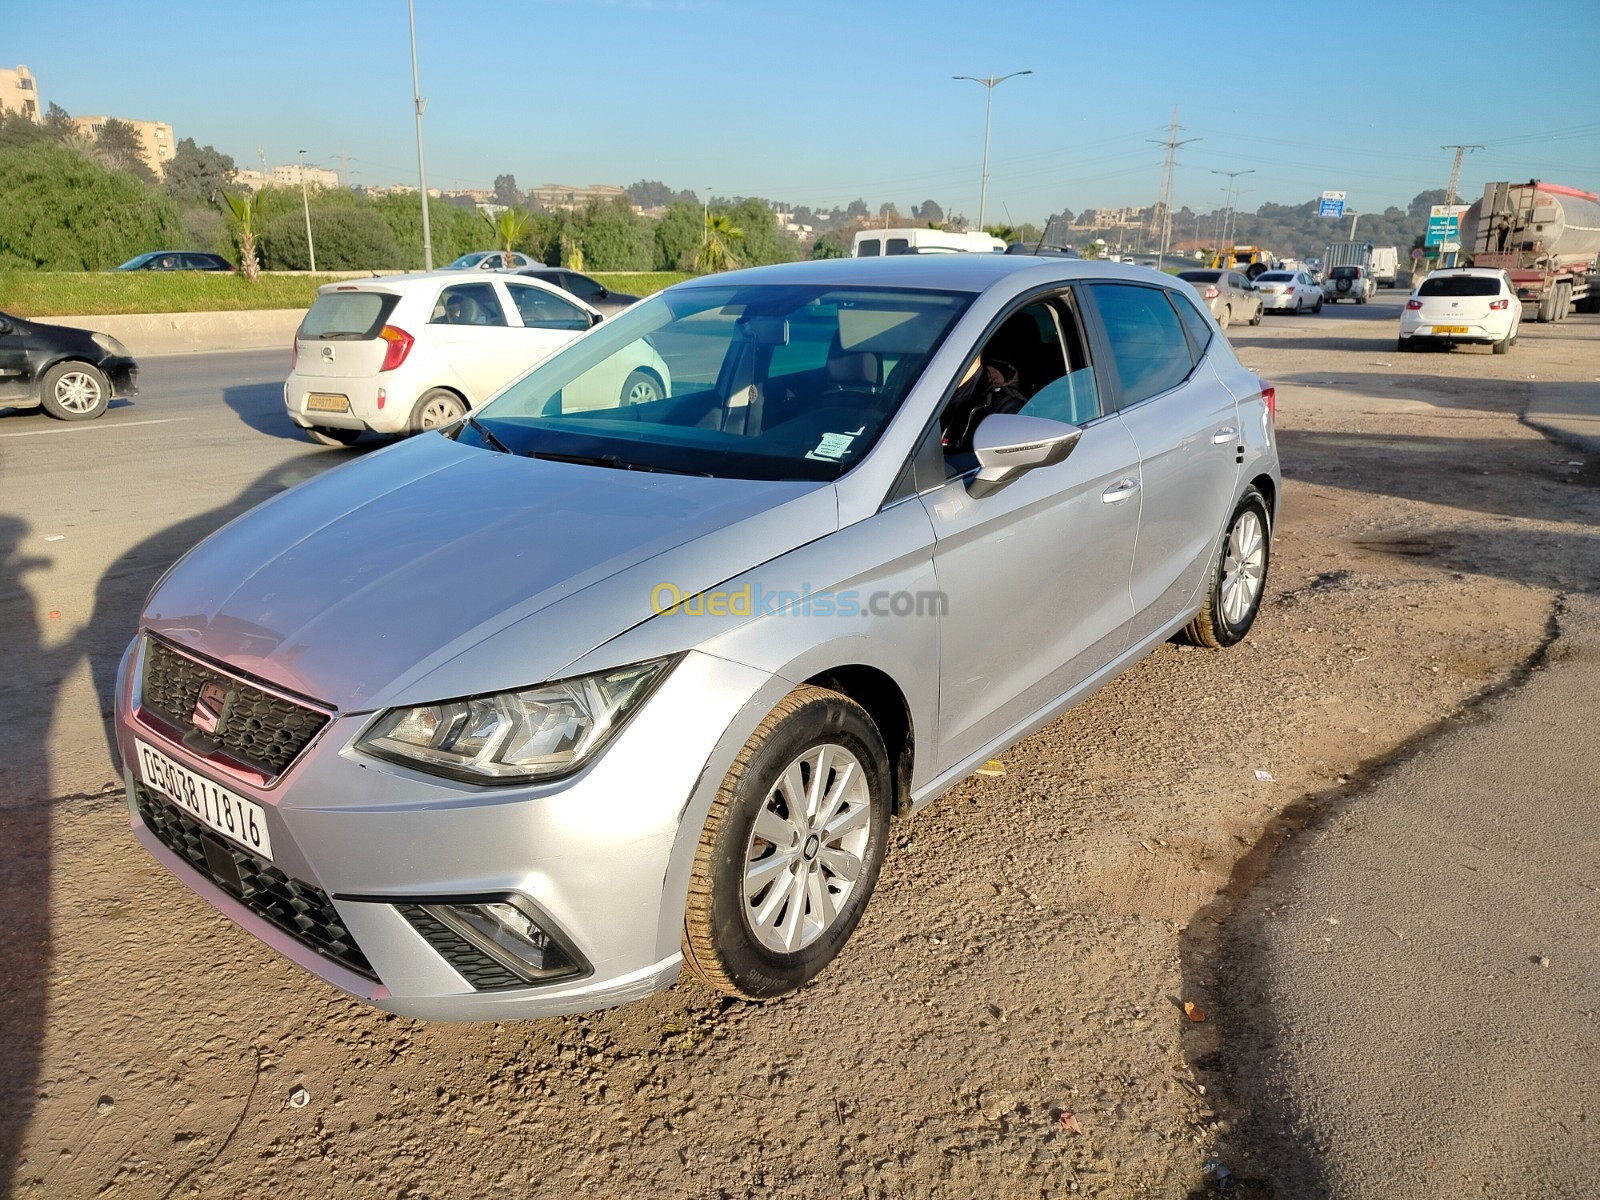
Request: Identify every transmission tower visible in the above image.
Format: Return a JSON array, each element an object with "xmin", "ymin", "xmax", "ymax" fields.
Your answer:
[
  {"xmin": 1440, "ymin": 143, "xmax": 1483, "ymax": 206},
  {"xmin": 1147, "ymin": 108, "xmax": 1199, "ymax": 270}
]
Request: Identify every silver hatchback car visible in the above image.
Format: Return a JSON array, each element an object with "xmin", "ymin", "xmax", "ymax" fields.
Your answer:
[{"xmin": 115, "ymin": 256, "xmax": 1279, "ymax": 1020}]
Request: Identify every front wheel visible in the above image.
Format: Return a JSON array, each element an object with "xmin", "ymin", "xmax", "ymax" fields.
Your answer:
[
  {"xmin": 1249, "ymin": 304, "xmax": 1262, "ymax": 326},
  {"xmin": 409, "ymin": 388, "xmax": 467, "ymax": 433},
  {"xmin": 1181, "ymin": 486, "xmax": 1272, "ymax": 649},
  {"xmin": 619, "ymin": 368, "xmax": 664, "ymax": 406},
  {"xmin": 682, "ymin": 686, "xmax": 892, "ymax": 1001},
  {"xmin": 40, "ymin": 362, "xmax": 110, "ymax": 420}
]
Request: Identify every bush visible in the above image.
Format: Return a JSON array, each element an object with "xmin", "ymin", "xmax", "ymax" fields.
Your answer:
[
  {"xmin": 374, "ymin": 193, "xmax": 487, "ymax": 269},
  {"xmin": 258, "ymin": 206, "xmax": 402, "ymax": 271},
  {"xmin": 0, "ymin": 143, "xmax": 185, "ymax": 269}
]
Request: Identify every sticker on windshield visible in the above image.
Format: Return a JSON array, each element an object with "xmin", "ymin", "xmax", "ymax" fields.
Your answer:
[{"xmin": 806, "ymin": 427, "xmax": 866, "ymax": 462}]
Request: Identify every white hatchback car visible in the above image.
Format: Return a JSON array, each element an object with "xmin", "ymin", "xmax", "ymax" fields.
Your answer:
[
  {"xmin": 1253, "ymin": 270, "xmax": 1324, "ymax": 315},
  {"xmin": 1398, "ymin": 268, "xmax": 1522, "ymax": 354},
  {"xmin": 284, "ymin": 273, "xmax": 671, "ymax": 445}
]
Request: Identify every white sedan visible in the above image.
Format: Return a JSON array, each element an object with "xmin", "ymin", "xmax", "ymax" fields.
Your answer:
[
  {"xmin": 1252, "ymin": 270, "xmax": 1324, "ymax": 315},
  {"xmin": 1398, "ymin": 268, "xmax": 1522, "ymax": 354},
  {"xmin": 284, "ymin": 273, "xmax": 672, "ymax": 445}
]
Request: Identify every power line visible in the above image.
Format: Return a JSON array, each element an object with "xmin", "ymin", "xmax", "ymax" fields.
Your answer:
[{"xmin": 1148, "ymin": 107, "xmax": 1199, "ymax": 271}]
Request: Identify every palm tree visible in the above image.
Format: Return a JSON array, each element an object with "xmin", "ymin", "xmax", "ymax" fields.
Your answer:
[
  {"xmin": 482, "ymin": 207, "xmax": 531, "ymax": 266},
  {"xmin": 222, "ymin": 190, "xmax": 264, "ymax": 281},
  {"xmin": 694, "ymin": 213, "xmax": 743, "ymax": 274}
]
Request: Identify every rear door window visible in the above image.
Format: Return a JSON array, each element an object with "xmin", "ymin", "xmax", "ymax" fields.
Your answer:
[
  {"xmin": 432, "ymin": 282, "xmax": 508, "ymax": 326},
  {"xmin": 299, "ymin": 291, "xmax": 396, "ymax": 340},
  {"xmin": 857, "ymin": 239, "xmax": 881, "ymax": 257},
  {"xmin": 1085, "ymin": 283, "xmax": 1196, "ymax": 406},
  {"xmin": 886, "ymin": 238, "xmax": 910, "ymax": 255}
]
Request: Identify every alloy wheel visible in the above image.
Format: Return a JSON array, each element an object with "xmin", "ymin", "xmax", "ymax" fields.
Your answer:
[
  {"xmin": 1221, "ymin": 510, "xmax": 1267, "ymax": 626},
  {"xmin": 53, "ymin": 371, "xmax": 104, "ymax": 414}
]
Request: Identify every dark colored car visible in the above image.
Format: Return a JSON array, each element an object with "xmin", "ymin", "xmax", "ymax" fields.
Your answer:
[
  {"xmin": 512, "ymin": 266, "xmax": 640, "ymax": 315},
  {"xmin": 114, "ymin": 251, "xmax": 233, "ymax": 272},
  {"xmin": 0, "ymin": 311, "xmax": 139, "ymax": 420}
]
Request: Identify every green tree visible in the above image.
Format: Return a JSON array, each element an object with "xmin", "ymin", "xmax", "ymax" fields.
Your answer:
[
  {"xmin": 375, "ymin": 192, "xmax": 484, "ymax": 268},
  {"xmin": 810, "ymin": 232, "xmax": 849, "ymax": 259},
  {"xmin": 92, "ymin": 119, "xmax": 156, "ymax": 183},
  {"xmin": 654, "ymin": 201, "xmax": 703, "ymax": 270},
  {"xmin": 165, "ymin": 138, "xmax": 236, "ymax": 203},
  {"xmin": 723, "ymin": 198, "xmax": 798, "ymax": 267},
  {"xmin": 493, "ymin": 173, "xmax": 520, "ymax": 208},
  {"xmin": 259, "ymin": 205, "xmax": 401, "ymax": 271},
  {"xmin": 42, "ymin": 102, "xmax": 73, "ymax": 141},
  {"xmin": 579, "ymin": 197, "xmax": 654, "ymax": 271},
  {"xmin": 694, "ymin": 212, "xmax": 743, "ymax": 273},
  {"xmin": 0, "ymin": 143, "xmax": 183, "ymax": 269},
  {"xmin": 222, "ymin": 189, "xmax": 266, "ymax": 280}
]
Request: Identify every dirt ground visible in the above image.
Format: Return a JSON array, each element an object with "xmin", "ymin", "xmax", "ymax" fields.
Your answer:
[{"xmin": 2, "ymin": 296, "xmax": 1597, "ymax": 1199}]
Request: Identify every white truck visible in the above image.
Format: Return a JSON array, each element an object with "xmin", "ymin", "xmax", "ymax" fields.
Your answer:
[
  {"xmin": 852, "ymin": 228, "xmax": 1006, "ymax": 257},
  {"xmin": 1371, "ymin": 246, "xmax": 1399, "ymax": 288}
]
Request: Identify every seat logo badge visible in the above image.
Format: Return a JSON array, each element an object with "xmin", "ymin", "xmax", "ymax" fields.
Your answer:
[{"xmin": 192, "ymin": 682, "xmax": 229, "ymax": 735}]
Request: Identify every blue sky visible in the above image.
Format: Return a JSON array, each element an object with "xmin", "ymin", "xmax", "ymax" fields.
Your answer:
[{"xmin": 10, "ymin": 0, "xmax": 1600, "ymax": 222}]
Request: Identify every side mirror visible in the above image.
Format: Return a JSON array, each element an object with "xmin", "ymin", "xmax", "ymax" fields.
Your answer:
[
  {"xmin": 969, "ymin": 413, "xmax": 1082, "ymax": 497},
  {"xmin": 589, "ymin": 311, "xmax": 604, "ymax": 327}
]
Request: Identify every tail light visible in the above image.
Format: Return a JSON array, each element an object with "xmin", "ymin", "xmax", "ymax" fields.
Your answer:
[
  {"xmin": 1203, "ymin": 286, "xmax": 1220, "ymax": 300},
  {"xmin": 1405, "ymin": 299, "xmax": 1423, "ymax": 310},
  {"xmin": 379, "ymin": 325, "xmax": 414, "ymax": 372},
  {"xmin": 1489, "ymin": 298, "xmax": 1509, "ymax": 310},
  {"xmin": 1261, "ymin": 385, "xmax": 1276, "ymax": 420},
  {"xmin": 291, "ymin": 335, "xmax": 298, "ymax": 370}
]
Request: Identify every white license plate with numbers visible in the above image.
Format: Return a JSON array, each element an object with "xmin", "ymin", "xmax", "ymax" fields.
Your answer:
[{"xmin": 135, "ymin": 738, "xmax": 274, "ymax": 860}]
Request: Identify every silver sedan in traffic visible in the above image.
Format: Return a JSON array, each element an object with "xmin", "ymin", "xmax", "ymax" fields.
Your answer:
[{"xmin": 114, "ymin": 256, "xmax": 1279, "ymax": 1020}]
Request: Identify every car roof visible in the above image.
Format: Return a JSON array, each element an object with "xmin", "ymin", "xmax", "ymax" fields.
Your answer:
[
  {"xmin": 672, "ymin": 254, "xmax": 1184, "ymax": 294},
  {"xmin": 312, "ymin": 271, "xmax": 590, "ymax": 305},
  {"xmin": 1427, "ymin": 267, "xmax": 1504, "ymax": 278}
]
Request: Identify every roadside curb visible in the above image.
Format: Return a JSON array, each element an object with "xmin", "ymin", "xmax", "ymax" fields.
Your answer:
[
  {"xmin": 1523, "ymin": 380, "xmax": 1600, "ymax": 454},
  {"xmin": 34, "ymin": 310, "xmax": 302, "ymax": 358}
]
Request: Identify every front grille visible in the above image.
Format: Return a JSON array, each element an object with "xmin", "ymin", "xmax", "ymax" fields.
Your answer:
[
  {"xmin": 141, "ymin": 638, "xmax": 329, "ymax": 776},
  {"xmin": 396, "ymin": 904, "xmax": 527, "ymax": 991},
  {"xmin": 135, "ymin": 783, "xmax": 377, "ymax": 982}
]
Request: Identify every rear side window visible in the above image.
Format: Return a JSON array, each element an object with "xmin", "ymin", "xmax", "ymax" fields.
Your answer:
[
  {"xmin": 1169, "ymin": 287, "xmax": 1215, "ymax": 358},
  {"xmin": 299, "ymin": 291, "xmax": 396, "ymax": 340},
  {"xmin": 857, "ymin": 239, "xmax": 881, "ymax": 257},
  {"xmin": 1087, "ymin": 283, "xmax": 1196, "ymax": 406},
  {"xmin": 507, "ymin": 284, "xmax": 590, "ymax": 331},
  {"xmin": 886, "ymin": 238, "xmax": 910, "ymax": 255},
  {"xmin": 432, "ymin": 282, "xmax": 508, "ymax": 326},
  {"xmin": 1418, "ymin": 275, "xmax": 1501, "ymax": 297}
]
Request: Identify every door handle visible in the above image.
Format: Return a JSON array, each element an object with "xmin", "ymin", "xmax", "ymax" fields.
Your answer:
[
  {"xmin": 1101, "ymin": 478, "xmax": 1139, "ymax": 504},
  {"xmin": 1211, "ymin": 426, "xmax": 1237, "ymax": 444}
]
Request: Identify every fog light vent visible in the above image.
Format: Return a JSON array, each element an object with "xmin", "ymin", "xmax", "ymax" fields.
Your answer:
[{"xmin": 398, "ymin": 896, "xmax": 587, "ymax": 989}]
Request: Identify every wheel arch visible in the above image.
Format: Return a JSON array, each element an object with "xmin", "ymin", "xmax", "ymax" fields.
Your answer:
[
  {"xmin": 802, "ymin": 664, "xmax": 914, "ymax": 817},
  {"xmin": 1248, "ymin": 471, "xmax": 1278, "ymax": 525}
]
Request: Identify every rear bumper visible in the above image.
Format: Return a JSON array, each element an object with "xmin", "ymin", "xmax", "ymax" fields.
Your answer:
[
  {"xmin": 284, "ymin": 374, "xmax": 409, "ymax": 435},
  {"xmin": 1259, "ymin": 293, "xmax": 1302, "ymax": 310},
  {"xmin": 1399, "ymin": 312, "xmax": 1513, "ymax": 343}
]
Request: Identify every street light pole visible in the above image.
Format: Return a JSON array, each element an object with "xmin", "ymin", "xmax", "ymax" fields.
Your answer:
[
  {"xmin": 1348, "ymin": 210, "xmax": 1363, "ymax": 240},
  {"xmin": 1210, "ymin": 168, "xmax": 1254, "ymax": 259},
  {"xmin": 298, "ymin": 148, "xmax": 316, "ymax": 273},
  {"xmin": 408, "ymin": 0, "xmax": 433, "ymax": 270},
  {"xmin": 953, "ymin": 70, "xmax": 1031, "ymax": 231}
]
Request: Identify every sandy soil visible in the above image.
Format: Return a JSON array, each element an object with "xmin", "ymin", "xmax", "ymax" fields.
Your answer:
[{"xmin": 2, "ymin": 296, "xmax": 1597, "ymax": 1199}]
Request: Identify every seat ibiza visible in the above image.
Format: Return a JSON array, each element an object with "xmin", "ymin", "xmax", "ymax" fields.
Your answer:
[{"xmin": 116, "ymin": 256, "xmax": 1279, "ymax": 1020}]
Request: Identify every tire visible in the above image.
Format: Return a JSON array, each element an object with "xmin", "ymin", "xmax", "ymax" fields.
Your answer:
[
  {"xmin": 1218, "ymin": 305, "xmax": 1231, "ymax": 330},
  {"xmin": 1492, "ymin": 333, "xmax": 1510, "ymax": 354},
  {"xmin": 619, "ymin": 368, "xmax": 664, "ymax": 406},
  {"xmin": 1245, "ymin": 262, "xmax": 1267, "ymax": 281},
  {"xmin": 1294, "ymin": 298, "xmax": 1303, "ymax": 315},
  {"xmin": 682, "ymin": 686, "xmax": 892, "ymax": 1001},
  {"xmin": 1537, "ymin": 291, "xmax": 1558, "ymax": 323},
  {"xmin": 40, "ymin": 362, "xmax": 110, "ymax": 421},
  {"xmin": 1249, "ymin": 304, "xmax": 1262, "ymax": 326},
  {"xmin": 1397, "ymin": 337, "xmax": 1413, "ymax": 353},
  {"xmin": 408, "ymin": 388, "xmax": 467, "ymax": 433},
  {"xmin": 1180, "ymin": 486, "xmax": 1272, "ymax": 650},
  {"xmin": 305, "ymin": 425, "xmax": 363, "ymax": 446},
  {"xmin": 1312, "ymin": 295, "xmax": 1324, "ymax": 313},
  {"xmin": 1555, "ymin": 282, "xmax": 1571, "ymax": 322}
]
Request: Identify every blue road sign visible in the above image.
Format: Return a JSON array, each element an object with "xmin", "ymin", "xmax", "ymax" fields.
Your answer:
[{"xmin": 1319, "ymin": 197, "xmax": 1345, "ymax": 218}]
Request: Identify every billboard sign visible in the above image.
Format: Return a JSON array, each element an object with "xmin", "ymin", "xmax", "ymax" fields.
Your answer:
[
  {"xmin": 1426, "ymin": 204, "xmax": 1470, "ymax": 247},
  {"xmin": 1318, "ymin": 190, "xmax": 1346, "ymax": 218}
]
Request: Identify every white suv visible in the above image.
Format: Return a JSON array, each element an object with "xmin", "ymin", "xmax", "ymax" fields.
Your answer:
[
  {"xmin": 284, "ymin": 272, "xmax": 670, "ymax": 445},
  {"xmin": 1322, "ymin": 265, "xmax": 1375, "ymax": 304}
]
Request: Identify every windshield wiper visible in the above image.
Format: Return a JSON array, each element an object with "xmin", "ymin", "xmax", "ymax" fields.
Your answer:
[
  {"xmin": 464, "ymin": 415, "xmax": 512, "ymax": 454},
  {"xmin": 525, "ymin": 449, "xmax": 708, "ymax": 476}
]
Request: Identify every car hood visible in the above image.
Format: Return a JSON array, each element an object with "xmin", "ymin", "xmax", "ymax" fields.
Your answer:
[{"xmin": 143, "ymin": 435, "xmax": 835, "ymax": 711}]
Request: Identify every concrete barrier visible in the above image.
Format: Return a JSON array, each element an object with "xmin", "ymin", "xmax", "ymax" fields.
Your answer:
[{"xmin": 35, "ymin": 310, "xmax": 303, "ymax": 357}]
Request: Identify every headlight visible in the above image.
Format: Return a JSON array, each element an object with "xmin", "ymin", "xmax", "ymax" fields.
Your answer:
[
  {"xmin": 356, "ymin": 658, "xmax": 676, "ymax": 784},
  {"xmin": 91, "ymin": 332, "xmax": 129, "ymax": 357}
]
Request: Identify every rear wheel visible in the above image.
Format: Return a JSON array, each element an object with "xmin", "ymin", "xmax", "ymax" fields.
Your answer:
[
  {"xmin": 1492, "ymin": 331, "xmax": 1511, "ymax": 354},
  {"xmin": 1218, "ymin": 305, "xmax": 1231, "ymax": 330},
  {"xmin": 682, "ymin": 686, "xmax": 892, "ymax": 1000},
  {"xmin": 409, "ymin": 388, "xmax": 467, "ymax": 433},
  {"xmin": 1181, "ymin": 486, "xmax": 1271, "ymax": 650},
  {"xmin": 1397, "ymin": 337, "xmax": 1412, "ymax": 353},
  {"xmin": 40, "ymin": 362, "xmax": 110, "ymax": 420},
  {"xmin": 305, "ymin": 426, "xmax": 363, "ymax": 446}
]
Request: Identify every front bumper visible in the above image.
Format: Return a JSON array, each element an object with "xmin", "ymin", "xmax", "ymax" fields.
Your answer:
[
  {"xmin": 114, "ymin": 635, "xmax": 776, "ymax": 1020},
  {"xmin": 103, "ymin": 355, "xmax": 139, "ymax": 398}
]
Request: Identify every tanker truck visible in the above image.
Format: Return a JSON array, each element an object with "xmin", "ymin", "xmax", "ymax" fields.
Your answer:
[{"xmin": 1464, "ymin": 180, "xmax": 1600, "ymax": 321}]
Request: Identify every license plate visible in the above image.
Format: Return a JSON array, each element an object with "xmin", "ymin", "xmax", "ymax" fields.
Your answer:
[
  {"xmin": 306, "ymin": 392, "xmax": 350, "ymax": 413},
  {"xmin": 1431, "ymin": 325, "xmax": 1469, "ymax": 335},
  {"xmin": 135, "ymin": 738, "xmax": 273, "ymax": 860}
]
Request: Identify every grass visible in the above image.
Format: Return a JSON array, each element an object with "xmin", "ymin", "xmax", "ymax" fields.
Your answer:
[{"xmin": 0, "ymin": 270, "xmax": 700, "ymax": 317}]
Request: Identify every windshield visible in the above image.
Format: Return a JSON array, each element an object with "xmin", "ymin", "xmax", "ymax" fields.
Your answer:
[
  {"xmin": 1418, "ymin": 275, "xmax": 1501, "ymax": 297},
  {"xmin": 1256, "ymin": 272, "xmax": 1293, "ymax": 283},
  {"xmin": 446, "ymin": 253, "xmax": 489, "ymax": 269},
  {"xmin": 115, "ymin": 254, "xmax": 157, "ymax": 269},
  {"xmin": 1331, "ymin": 267, "xmax": 1361, "ymax": 280},
  {"xmin": 464, "ymin": 283, "xmax": 972, "ymax": 481},
  {"xmin": 299, "ymin": 290, "xmax": 397, "ymax": 339}
]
